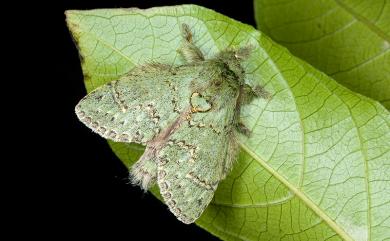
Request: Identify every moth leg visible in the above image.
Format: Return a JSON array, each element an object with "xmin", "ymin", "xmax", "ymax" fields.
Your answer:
[
  {"xmin": 177, "ymin": 23, "xmax": 205, "ymax": 64},
  {"xmin": 129, "ymin": 148, "xmax": 158, "ymax": 191},
  {"xmin": 233, "ymin": 84, "xmax": 271, "ymax": 136},
  {"xmin": 236, "ymin": 122, "xmax": 251, "ymax": 136},
  {"xmin": 221, "ymin": 132, "xmax": 240, "ymax": 179},
  {"xmin": 233, "ymin": 86, "xmax": 251, "ymax": 136},
  {"xmin": 244, "ymin": 84, "xmax": 271, "ymax": 100}
]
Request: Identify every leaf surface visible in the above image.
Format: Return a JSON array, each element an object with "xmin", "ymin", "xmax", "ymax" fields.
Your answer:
[
  {"xmin": 66, "ymin": 5, "xmax": 390, "ymax": 241},
  {"xmin": 254, "ymin": 0, "xmax": 390, "ymax": 109}
]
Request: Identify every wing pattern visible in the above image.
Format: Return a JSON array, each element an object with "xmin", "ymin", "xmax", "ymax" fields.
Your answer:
[{"xmin": 75, "ymin": 63, "xmax": 198, "ymax": 145}]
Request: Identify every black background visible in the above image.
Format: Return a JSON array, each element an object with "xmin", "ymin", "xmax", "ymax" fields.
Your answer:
[{"xmin": 47, "ymin": 0, "xmax": 255, "ymax": 239}]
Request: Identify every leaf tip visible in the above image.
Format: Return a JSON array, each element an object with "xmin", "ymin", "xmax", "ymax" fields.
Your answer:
[{"xmin": 64, "ymin": 10, "xmax": 82, "ymax": 31}]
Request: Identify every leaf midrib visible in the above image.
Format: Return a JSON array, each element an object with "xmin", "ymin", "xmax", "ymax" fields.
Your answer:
[
  {"xmin": 346, "ymin": 104, "xmax": 372, "ymax": 241},
  {"xmin": 238, "ymin": 142, "xmax": 354, "ymax": 241}
]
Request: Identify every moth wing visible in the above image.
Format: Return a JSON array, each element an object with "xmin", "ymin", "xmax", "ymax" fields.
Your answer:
[
  {"xmin": 75, "ymin": 64, "xmax": 195, "ymax": 144},
  {"xmin": 156, "ymin": 101, "xmax": 238, "ymax": 224}
]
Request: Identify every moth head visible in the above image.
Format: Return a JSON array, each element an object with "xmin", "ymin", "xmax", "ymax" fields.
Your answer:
[{"xmin": 216, "ymin": 45, "xmax": 254, "ymax": 83}]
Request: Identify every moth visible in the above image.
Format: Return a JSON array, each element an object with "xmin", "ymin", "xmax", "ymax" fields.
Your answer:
[{"xmin": 75, "ymin": 23, "xmax": 269, "ymax": 224}]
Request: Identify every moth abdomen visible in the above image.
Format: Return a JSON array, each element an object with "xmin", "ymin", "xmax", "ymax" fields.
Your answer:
[{"xmin": 130, "ymin": 154, "xmax": 157, "ymax": 191}]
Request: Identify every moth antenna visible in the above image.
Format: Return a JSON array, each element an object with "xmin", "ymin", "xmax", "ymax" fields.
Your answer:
[
  {"xmin": 181, "ymin": 23, "xmax": 193, "ymax": 43},
  {"xmin": 178, "ymin": 23, "xmax": 205, "ymax": 63}
]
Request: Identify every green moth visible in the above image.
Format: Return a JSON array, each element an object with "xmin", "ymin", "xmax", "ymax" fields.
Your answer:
[{"xmin": 75, "ymin": 23, "xmax": 269, "ymax": 224}]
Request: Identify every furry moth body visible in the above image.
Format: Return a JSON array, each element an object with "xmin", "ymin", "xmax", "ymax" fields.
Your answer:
[{"xmin": 75, "ymin": 24, "xmax": 269, "ymax": 224}]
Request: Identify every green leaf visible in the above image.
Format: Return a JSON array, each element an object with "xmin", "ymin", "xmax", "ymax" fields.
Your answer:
[
  {"xmin": 254, "ymin": 0, "xmax": 390, "ymax": 109},
  {"xmin": 66, "ymin": 5, "xmax": 390, "ymax": 241}
]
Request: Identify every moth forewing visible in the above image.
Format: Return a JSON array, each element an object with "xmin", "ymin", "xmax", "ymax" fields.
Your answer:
[
  {"xmin": 156, "ymin": 87, "xmax": 240, "ymax": 223},
  {"xmin": 75, "ymin": 64, "xmax": 196, "ymax": 145}
]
